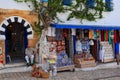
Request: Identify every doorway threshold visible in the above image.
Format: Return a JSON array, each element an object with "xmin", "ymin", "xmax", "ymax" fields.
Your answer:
[{"xmin": 1, "ymin": 62, "xmax": 26, "ymax": 70}]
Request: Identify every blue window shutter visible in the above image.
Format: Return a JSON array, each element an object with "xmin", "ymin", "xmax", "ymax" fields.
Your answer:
[
  {"xmin": 87, "ymin": 0, "xmax": 95, "ymax": 8},
  {"xmin": 41, "ymin": 0, "xmax": 48, "ymax": 2},
  {"xmin": 105, "ymin": 0, "xmax": 113, "ymax": 11},
  {"xmin": 63, "ymin": 0, "xmax": 72, "ymax": 5}
]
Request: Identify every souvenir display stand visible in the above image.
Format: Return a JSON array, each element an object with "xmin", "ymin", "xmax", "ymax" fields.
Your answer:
[
  {"xmin": 56, "ymin": 40, "xmax": 75, "ymax": 72},
  {"xmin": 47, "ymin": 36, "xmax": 75, "ymax": 72},
  {"xmin": 74, "ymin": 39, "xmax": 96, "ymax": 68},
  {"xmin": 57, "ymin": 65, "xmax": 75, "ymax": 72},
  {"xmin": 100, "ymin": 41, "xmax": 114, "ymax": 62},
  {"xmin": 74, "ymin": 52, "xmax": 96, "ymax": 68}
]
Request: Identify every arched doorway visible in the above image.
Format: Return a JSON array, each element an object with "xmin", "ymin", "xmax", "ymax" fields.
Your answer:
[
  {"xmin": 0, "ymin": 16, "xmax": 33, "ymax": 64},
  {"xmin": 5, "ymin": 22, "xmax": 27, "ymax": 63}
]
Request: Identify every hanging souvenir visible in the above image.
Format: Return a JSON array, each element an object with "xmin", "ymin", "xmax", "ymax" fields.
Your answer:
[
  {"xmin": 100, "ymin": 30, "xmax": 103, "ymax": 41},
  {"xmin": 106, "ymin": 30, "xmax": 108, "ymax": 41},
  {"xmin": 62, "ymin": 29, "xmax": 67, "ymax": 38},
  {"xmin": 57, "ymin": 41, "xmax": 62, "ymax": 46},
  {"xmin": 108, "ymin": 30, "xmax": 112, "ymax": 44},
  {"xmin": 89, "ymin": 30, "xmax": 94, "ymax": 39},
  {"xmin": 52, "ymin": 41, "xmax": 57, "ymax": 47},
  {"xmin": 89, "ymin": 39, "xmax": 94, "ymax": 46},
  {"xmin": 61, "ymin": 40, "xmax": 65, "ymax": 46}
]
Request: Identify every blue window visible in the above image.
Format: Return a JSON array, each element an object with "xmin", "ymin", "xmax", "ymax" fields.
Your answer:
[
  {"xmin": 105, "ymin": 0, "xmax": 113, "ymax": 11},
  {"xmin": 41, "ymin": 0, "xmax": 48, "ymax": 2},
  {"xmin": 63, "ymin": 0, "xmax": 72, "ymax": 5},
  {"xmin": 87, "ymin": 0, "xmax": 95, "ymax": 8}
]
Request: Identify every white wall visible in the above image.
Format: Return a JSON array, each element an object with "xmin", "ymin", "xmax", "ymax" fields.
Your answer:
[
  {"xmin": 57, "ymin": 0, "xmax": 120, "ymax": 27},
  {"xmin": 0, "ymin": 0, "xmax": 119, "ymax": 27},
  {"xmin": 0, "ymin": 0, "xmax": 33, "ymax": 10}
]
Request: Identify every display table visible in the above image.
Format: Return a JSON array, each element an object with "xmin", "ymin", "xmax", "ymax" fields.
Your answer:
[
  {"xmin": 74, "ymin": 54, "xmax": 96, "ymax": 68},
  {"xmin": 57, "ymin": 65, "xmax": 75, "ymax": 72},
  {"xmin": 75, "ymin": 59, "xmax": 96, "ymax": 68}
]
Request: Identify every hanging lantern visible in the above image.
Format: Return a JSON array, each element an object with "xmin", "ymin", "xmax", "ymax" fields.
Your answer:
[
  {"xmin": 105, "ymin": 0, "xmax": 113, "ymax": 11},
  {"xmin": 63, "ymin": 0, "xmax": 72, "ymax": 5},
  {"xmin": 87, "ymin": 0, "xmax": 95, "ymax": 8}
]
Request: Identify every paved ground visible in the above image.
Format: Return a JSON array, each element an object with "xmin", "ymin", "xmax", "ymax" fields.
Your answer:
[
  {"xmin": 0, "ymin": 68, "xmax": 120, "ymax": 80},
  {"xmin": 0, "ymin": 62, "xmax": 120, "ymax": 80}
]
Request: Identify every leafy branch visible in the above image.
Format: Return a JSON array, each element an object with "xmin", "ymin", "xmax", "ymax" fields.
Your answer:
[{"xmin": 14, "ymin": 0, "xmax": 113, "ymax": 33}]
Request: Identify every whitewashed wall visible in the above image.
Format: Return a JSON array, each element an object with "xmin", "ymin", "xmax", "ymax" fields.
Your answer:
[
  {"xmin": 0, "ymin": 0, "xmax": 33, "ymax": 10},
  {"xmin": 57, "ymin": 0, "xmax": 120, "ymax": 27},
  {"xmin": 0, "ymin": 0, "xmax": 120, "ymax": 26}
]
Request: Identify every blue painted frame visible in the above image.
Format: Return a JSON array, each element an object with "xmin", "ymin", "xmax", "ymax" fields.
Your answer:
[
  {"xmin": 41, "ymin": 0, "xmax": 48, "ymax": 2},
  {"xmin": 63, "ymin": 0, "xmax": 72, "ymax": 5},
  {"xmin": 105, "ymin": 0, "xmax": 113, "ymax": 11},
  {"xmin": 87, "ymin": 0, "xmax": 95, "ymax": 8}
]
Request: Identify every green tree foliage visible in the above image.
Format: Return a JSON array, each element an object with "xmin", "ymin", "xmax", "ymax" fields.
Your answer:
[{"xmin": 14, "ymin": 0, "xmax": 112, "ymax": 32}]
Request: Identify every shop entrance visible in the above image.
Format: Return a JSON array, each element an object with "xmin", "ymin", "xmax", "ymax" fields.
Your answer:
[{"xmin": 5, "ymin": 22, "xmax": 28, "ymax": 63}]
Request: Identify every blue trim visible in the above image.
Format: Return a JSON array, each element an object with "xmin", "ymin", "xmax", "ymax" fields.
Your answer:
[
  {"xmin": 41, "ymin": 0, "xmax": 48, "ymax": 2},
  {"xmin": 105, "ymin": 0, "xmax": 113, "ymax": 11},
  {"xmin": 73, "ymin": 36, "xmax": 76, "ymax": 54},
  {"xmin": 51, "ymin": 24, "xmax": 120, "ymax": 30},
  {"xmin": 87, "ymin": 0, "xmax": 95, "ymax": 8},
  {"xmin": 63, "ymin": 0, "xmax": 72, "ymax": 5},
  {"xmin": 5, "ymin": 29, "xmax": 9, "ymax": 63}
]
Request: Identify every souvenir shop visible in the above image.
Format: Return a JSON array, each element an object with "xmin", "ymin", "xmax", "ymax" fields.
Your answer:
[
  {"xmin": 51, "ymin": 24, "xmax": 120, "ymax": 68},
  {"xmin": 45, "ymin": 27, "xmax": 75, "ymax": 71}
]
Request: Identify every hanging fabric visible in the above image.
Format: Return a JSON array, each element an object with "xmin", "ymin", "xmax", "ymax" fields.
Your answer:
[
  {"xmin": 116, "ymin": 30, "xmax": 119, "ymax": 42},
  {"xmin": 96, "ymin": 30, "xmax": 99, "ymax": 38},
  {"xmin": 115, "ymin": 43, "xmax": 119, "ymax": 55},
  {"xmin": 119, "ymin": 43, "xmax": 120, "ymax": 54},
  {"xmin": 94, "ymin": 30, "xmax": 97, "ymax": 39},
  {"xmin": 101, "ymin": 30, "xmax": 104, "ymax": 41},
  {"xmin": 114, "ymin": 30, "xmax": 117, "ymax": 43},
  {"xmin": 108, "ymin": 30, "xmax": 112, "ymax": 44},
  {"xmin": 89, "ymin": 30, "xmax": 94, "ymax": 39},
  {"xmin": 106, "ymin": 30, "xmax": 108, "ymax": 41},
  {"xmin": 55, "ymin": 29, "xmax": 63, "ymax": 40},
  {"xmin": 104, "ymin": 30, "xmax": 106, "ymax": 41},
  {"xmin": 118, "ymin": 30, "xmax": 120, "ymax": 42},
  {"xmin": 62, "ymin": 29, "xmax": 68, "ymax": 38}
]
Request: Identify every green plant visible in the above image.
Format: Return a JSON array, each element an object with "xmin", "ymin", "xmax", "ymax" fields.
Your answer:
[{"xmin": 14, "ymin": 0, "xmax": 112, "ymax": 32}]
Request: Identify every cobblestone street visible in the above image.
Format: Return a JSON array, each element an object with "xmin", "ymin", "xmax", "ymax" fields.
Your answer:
[{"xmin": 0, "ymin": 67, "xmax": 120, "ymax": 80}]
